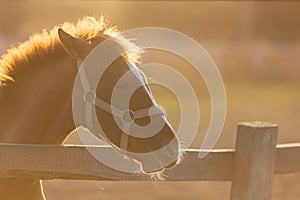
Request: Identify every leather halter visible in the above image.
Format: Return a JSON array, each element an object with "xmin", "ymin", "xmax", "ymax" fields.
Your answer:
[{"xmin": 76, "ymin": 58, "xmax": 165, "ymax": 151}]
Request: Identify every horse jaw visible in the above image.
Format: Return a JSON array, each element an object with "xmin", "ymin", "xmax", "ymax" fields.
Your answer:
[{"xmin": 123, "ymin": 137, "xmax": 182, "ymax": 175}]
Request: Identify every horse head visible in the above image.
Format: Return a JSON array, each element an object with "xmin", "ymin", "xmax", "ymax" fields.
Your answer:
[{"xmin": 58, "ymin": 28, "xmax": 182, "ymax": 174}]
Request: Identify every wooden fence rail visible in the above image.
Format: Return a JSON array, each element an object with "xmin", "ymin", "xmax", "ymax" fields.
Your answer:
[{"xmin": 0, "ymin": 122, "xmax": 299, "ymax": 200}]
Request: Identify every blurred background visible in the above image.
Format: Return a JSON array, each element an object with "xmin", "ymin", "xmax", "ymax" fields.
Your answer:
[{"xmin": 0, "ymin": 1, "xmax": 299, "ymax": 200}]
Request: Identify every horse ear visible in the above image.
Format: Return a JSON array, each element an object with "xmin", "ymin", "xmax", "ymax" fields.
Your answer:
[{"xmin": 58, "ymin": 28, "xmax": 90, "ymax": 58}]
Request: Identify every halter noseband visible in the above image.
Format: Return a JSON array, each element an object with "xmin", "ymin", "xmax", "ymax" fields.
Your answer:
[{"xmin": 76, "ymin": 59, "xmax": 165, "ymax": 151}]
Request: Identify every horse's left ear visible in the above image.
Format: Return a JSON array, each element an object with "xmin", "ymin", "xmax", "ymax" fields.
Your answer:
[{"xmin": 58, "ymin": 28, "xmax": 90, "ymax": 58}]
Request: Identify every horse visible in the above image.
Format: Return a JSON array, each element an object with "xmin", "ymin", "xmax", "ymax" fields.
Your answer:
[{"xmin": 0, "ymin": 16, "xmax": 181, "ymax": 199}]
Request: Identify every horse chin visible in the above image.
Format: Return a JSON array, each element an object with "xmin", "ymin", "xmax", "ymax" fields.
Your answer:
[
  {"xmin": 144, "ymin": 168, "xmax": 167, "ymax": 181},
  {"xmin": 121, "ymin": 136, "xmax": 182, "ymax": 180},
  {"xmin": 137, "ymin": 149, "xmax": 183, "ymax": 180},
  {"xmin": 140, "ymin": 158, "xmax": 181, "ymax": 181}
]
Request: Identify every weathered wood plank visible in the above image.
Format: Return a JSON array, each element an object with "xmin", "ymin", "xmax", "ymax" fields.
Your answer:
[
  {"xmin": 0, "ymin": 143, "xmax": 234, "ymax": 181},
  {"xmin": 230, "ymin": 122, "xmax": 278, "ymax": 200},
  {"xmin": 166, "ymin": 149, "xmax": 234, "ymax": 181},
  {"xmin": 0, "ymin": 144, "xmax": 146, "ymax": 181},
  {"xmin": 275, "ymin": 143, "xmax": 300, "ymax": 174},
  {"xmin": 0, "ymin": 140, "xmax": 299, "ymax": 181}
]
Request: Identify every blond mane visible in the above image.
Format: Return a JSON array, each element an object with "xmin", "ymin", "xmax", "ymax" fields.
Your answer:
[{"xmin": 0, "ymin": 16, "xmax": 141, "ymax": 86}]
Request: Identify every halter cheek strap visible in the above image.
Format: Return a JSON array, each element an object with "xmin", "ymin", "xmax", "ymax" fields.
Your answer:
[{"xmin": 76, "ymin": 59, "xmax": 164, "ymax": 151}]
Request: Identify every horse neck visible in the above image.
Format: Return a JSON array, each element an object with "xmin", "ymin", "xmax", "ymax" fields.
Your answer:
[{"xmin": 0, "ymin": 55, "xmax": 77, "ymax": 144}]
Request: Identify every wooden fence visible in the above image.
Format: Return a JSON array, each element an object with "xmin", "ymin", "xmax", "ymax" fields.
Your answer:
[{"xmin": 0, "ymin": 122, "xmax": 300, "ymax": 200}]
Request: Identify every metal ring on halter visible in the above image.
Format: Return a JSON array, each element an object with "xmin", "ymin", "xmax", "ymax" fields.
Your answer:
[
  {"xmin": 121, "ymin": 109, "xmax": 135, "ymax": 124},
  {"xmin": 83, "ymin": 90, "xmax": 96, "ymax": 104}
]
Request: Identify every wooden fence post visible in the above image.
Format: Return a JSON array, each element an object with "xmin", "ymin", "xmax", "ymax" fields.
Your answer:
[{"xmin": 230, "ymin": 122, "xmax": 278, "ymax": 200}]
